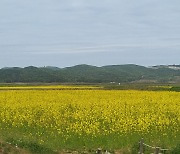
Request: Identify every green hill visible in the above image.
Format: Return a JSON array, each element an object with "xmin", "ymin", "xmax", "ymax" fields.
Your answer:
[{"xmin": 0, "ymin": 64, "xmax": 180, "ymax": 83}]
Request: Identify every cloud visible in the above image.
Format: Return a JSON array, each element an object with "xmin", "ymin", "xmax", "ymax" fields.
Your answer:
[
  {"xmin": 1, "ymin": 42, "xmax": 180, "ymax": 55},
  {"xmin": 0, "ymin": 0, "xmax": 180, "ymax": 67}
]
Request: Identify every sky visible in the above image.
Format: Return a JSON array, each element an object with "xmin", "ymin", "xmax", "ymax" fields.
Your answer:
[{"xmin": 0, "ymin": 0, "xmax": 180, "ymax": 68}]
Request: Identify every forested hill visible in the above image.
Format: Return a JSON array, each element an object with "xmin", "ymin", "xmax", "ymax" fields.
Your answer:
[{"xmin": 0, "ymin": 64, "xmax": 180, "ymax": 83}]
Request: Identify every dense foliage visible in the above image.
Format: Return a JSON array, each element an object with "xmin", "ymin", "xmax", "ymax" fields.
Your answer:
[{"xmin": 0, "ymin": 64, "xmax": 180, "ymax": 83}]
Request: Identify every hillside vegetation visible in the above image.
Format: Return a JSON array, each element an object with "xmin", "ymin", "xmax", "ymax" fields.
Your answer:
[{"xmin": 0, "ymin": 64, "xmax": 180, "ymax": 83}]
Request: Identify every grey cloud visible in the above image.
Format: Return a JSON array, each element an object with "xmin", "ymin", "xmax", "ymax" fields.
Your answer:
[{"xmin": 0, "ymin": 0, "xmax": 180, "ymax": 67}]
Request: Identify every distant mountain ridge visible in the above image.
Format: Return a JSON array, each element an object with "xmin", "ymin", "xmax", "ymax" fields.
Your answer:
[{"xmin": 0, "ymin": 64, "xmax": 180, "ymax": 83}]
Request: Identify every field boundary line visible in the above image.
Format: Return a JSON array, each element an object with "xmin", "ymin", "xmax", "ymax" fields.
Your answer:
[{"xmin": 139, "ymin": 138, "xmax": 171, "ymax": 154}]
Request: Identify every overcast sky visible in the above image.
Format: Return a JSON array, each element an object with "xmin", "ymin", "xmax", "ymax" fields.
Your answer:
[{"xmin": 0, "ymin": 0, "xmax": 180, "ymax": 68}]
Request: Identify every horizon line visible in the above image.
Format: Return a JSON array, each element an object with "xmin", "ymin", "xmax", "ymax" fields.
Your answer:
[{"xmin": 1, "ymin": 63, "xmax": 180, "ymax": 69}]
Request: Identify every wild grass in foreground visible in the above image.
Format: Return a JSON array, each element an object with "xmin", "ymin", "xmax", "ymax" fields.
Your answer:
[{"xmin": 0, "ymin": 88, "xmax": 179, "ymax": 153}]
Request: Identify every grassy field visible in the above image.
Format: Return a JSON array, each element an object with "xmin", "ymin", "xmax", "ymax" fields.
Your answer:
[{"xmin": 0, "ymin": 85, "xmax": 179, "ymax": 153}]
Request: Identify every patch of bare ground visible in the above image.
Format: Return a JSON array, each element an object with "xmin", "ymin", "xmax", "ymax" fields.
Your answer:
[
  {"xmin": 0, "ymin": 140, "xmax": 30, "ymax": 154},
  {"xmin": 57, "ymin": 148, "xmax": 131, "ymax": 154},
  {"xmin": 0, "ymin": 140, "xmax": 131, "ymax": 154},
  {"xmin": 114, "ymin": 148, "xmax": 131, "ymax": 154}
]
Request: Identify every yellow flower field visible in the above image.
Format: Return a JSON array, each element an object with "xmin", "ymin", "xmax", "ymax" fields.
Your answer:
[{"xmin": 0, "ymin": 88, "xmax": 179, "ymax": 151}]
